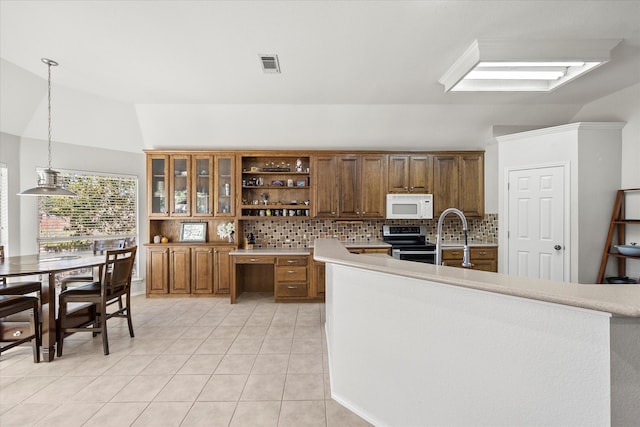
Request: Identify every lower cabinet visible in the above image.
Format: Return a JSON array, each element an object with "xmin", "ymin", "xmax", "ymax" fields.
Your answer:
[
  {"xmin": 442, "ymin": 246, "xmax": 497, "ymax": 272},
  {"xmin": 214, "ymin": 247, "xmax": 232, "ymax": 294},
  {"xmin": 146, "ymin": 245, "xmax": 234, "ymax": 296},
  {"xmin": 274, "ymin": 256, "xmax": 309, "ymax": 301},
  {"xmin": 170, "ymin": 246, "xmax": 191, "ymax": 294}
]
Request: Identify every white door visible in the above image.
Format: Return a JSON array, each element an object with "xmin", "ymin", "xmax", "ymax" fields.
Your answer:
[{"xmin": 507, "ymin": 166, "xmax": 566, "ymax": 281}]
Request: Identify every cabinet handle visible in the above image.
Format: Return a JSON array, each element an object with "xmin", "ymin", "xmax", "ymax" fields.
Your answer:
[
  {"xmin": 286, "ymin": 260, "xmax": 298, "ymax": 264},
  {"xmin": 356, "ymin": 211, "xmax": 360, "ymax": 215},
  {"xmin": 287, "ymin": 270, "xmax": 296, "ymax": 274},
  {"xmin": 287, "ymin": 285, "xmax": 298, "ymax": 289},
  {"xmin": 410, "ymin": 186, "xmax": 414, "ymax": 190},
  {"xmin": 331, "ymin": 211, "xmax": 336, "ymax": 215},
  {"xmin": 478, "ymin": 251, "xmax": 487, "ymax": 255},
  {"xmin": 451, "ymin": 251, "xmax": 460, "ymax": 255},
  {"xmin": 404, "ymin": 186, "xmax": 409, "ymax": 190},
  {"xmin": 249, "ymin": 258, "xmax": 258, "ymax": 262}
]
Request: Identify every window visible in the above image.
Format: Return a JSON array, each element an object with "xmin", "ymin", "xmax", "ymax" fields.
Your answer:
[{"xmin": 37, "ymin": 169, "xmax": 139, "ymax": 277}]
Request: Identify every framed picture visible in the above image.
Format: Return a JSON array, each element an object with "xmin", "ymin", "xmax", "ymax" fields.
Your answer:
[{"xmin": 180, "ymin": 222, "xmax": 207, "ymax": 242}]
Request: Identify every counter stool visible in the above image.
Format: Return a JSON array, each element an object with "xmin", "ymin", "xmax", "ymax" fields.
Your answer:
[{"xmin": 0, "ymin": 295, "xmax": 40, "ymax": 362}]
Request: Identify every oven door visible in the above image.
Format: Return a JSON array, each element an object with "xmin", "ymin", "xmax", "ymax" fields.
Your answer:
[{"xmin": 392, "ymin": 249, "xmax": 435, "ymax": 264}]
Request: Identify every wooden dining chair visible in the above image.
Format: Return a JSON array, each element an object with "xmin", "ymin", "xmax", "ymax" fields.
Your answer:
[
  {"xmin": 0, "ymin": 295, "xmax": 40, "ymax": 362},
  {"xmin": 56, "ymin": 246, "xmax": 137, "ymax": 356},
  {"xmin": 60, "ymin": 239, "xmax": 127, "ymax": 291}
]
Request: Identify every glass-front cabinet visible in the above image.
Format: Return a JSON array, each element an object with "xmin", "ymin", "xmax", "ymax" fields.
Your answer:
[
  {"xmin": 148, "ymin": 154, "xmax": 169, "ymax": 217},
  {"xmin": 169, "ymin": 155, "xmax": 191, "ymax": 217},
  {"xmin": 215, "ymin": 155, "xmax": 235, "ymax": 217},
  {"xmin": 193, "ymin": 155, "xmax": 213, "ymax": 216}
]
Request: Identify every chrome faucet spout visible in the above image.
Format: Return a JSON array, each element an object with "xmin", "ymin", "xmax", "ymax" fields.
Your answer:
[{"xmin": 435, "ymin": 208, "xmax": 472, "ymax": 267}]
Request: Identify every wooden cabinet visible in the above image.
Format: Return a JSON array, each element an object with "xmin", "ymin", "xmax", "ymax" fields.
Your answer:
[
  {"xmin": 274, "ymin": 256, "xmax": 309, "ymax": 300},
  {"xmin": 214, "ymin": 155, "xmax": 236, "ymax": 217},
  {"xmin": 214, "ymin": 247, "xmax": 233, "ymax": 294},
  {"xmin": 147, "ymin": 154, "xmax": 169, "ymax": 218},
  {"xmin": 146, "ymin": 244, "xmax": 234, "ymax": 296},
  {"xmin": 347, "ymin": 248, "xmax": 391, "ymax": 255},
  {"xmin": 442, "ymin": 246, "xmax": 497, "ymax": 272},
  {"xmin": 192, "ymin": 246, "xmax": 214, "ymax": 294},
  {"xmin": 146, "ymin": 246, "xmax": 169, "ymax": 294},
  {"xmin": 169, "ymin": 246, "xmax": 191, "ymax": 294},
  {"xmin": 433, "ymin": 152, "xmax": 484, "ymax": 217},
  {"xmin": 148, "ymin": 152, "xmax": 236, "ymax": 219},
  {"xmin": 145, "ymin": 245, "xmax": 191, "ymax": 295},
  {"xmin": 312, "ymin": 155, "xmax": 338, "ymax": 218},
  {"xmin": 388, "ymin": 154, "xmax": 432, "ymax": 193},
  {"xmin": 337, "ymin": 154, "xmax": 387, "ymax": 219},
  {"xmin": 240, "ymin": 155, "xmax": 311, "ymax": 219}
]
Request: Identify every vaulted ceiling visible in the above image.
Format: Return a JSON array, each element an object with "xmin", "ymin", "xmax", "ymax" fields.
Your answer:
[{"xmin": 1, "ymin": 1, "xmax": 639, "ymax": 153}]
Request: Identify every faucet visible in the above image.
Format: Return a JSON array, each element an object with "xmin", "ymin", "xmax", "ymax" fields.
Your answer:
[{"xmin": 435, "ymin": 208, "xmax": 472, "ymax": 268}]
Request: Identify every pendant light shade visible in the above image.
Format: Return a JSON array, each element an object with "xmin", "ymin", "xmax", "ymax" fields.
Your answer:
[{"xmin": 19, "ymin": 58, "xmax": 76, "ymax": 197}]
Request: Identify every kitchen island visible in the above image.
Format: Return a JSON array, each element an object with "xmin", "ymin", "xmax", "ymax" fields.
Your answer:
[{"xmin": 314, "ymin": 238, "xmax": 640, "ymax": 427}]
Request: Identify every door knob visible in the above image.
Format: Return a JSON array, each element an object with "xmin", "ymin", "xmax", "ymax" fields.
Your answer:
[{"xmin": 554, "ymin": 245, "xmax": 562, "ymax": 251}]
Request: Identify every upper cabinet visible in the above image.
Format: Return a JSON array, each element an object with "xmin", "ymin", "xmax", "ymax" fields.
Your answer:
[
  {"xmin": 336, "ymin": 154, "xmax": 387, "ymax": 219},
  {"xmin": 433, "ymin": 152, "xmax": 484, "ymax": 217},
  {"xmin": 388, "ymin": 154, "xmax": 432, "ymax": 194},
  {"xmin": 147, "ymin": 152, "xmax": 236, "ymax": 218},
  {"xmin": 147, "ymin": 150, "xmax": 484, "ymax": 222},
  {"xmin": 215, "ymin": 155, "xmax": 235, "ymax": 217},
  {"xmin": 148, "ymin": 154, "xmax": 169, "ymax": 217},
  {"xmin": 312, "ymin": 154, "xmax": 387, "ymax": 219},
  {"xmin": 312, "ymin": 155, "xmax": 338, "ymax": 218},
  {"xmin": 146, "ymin": 153, "xmax": 192, "ymax": 217},
  {"xmin": 240, "ymin": 155, "xmax": 311, "ymax": 219}
]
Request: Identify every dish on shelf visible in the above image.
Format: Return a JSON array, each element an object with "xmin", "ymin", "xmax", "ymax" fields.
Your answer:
[{"xmin": 614, "ymin": 244, "xmax": 640, "ymax": 256}]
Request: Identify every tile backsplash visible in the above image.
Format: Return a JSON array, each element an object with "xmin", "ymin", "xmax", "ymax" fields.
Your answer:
[{"xmin": 241, "ymin": 214, "xmax": 498, "ymax": 248}]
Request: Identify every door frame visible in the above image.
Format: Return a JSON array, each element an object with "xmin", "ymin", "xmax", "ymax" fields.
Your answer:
[{"xmin": 503, "ymin": 162, "xmax": 571, "ymax": 282}]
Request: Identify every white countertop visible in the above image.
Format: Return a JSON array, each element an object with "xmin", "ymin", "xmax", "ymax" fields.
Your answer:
[{"xmin": 313, "ymin": 238, "xmax": 640, "ymax": 317}]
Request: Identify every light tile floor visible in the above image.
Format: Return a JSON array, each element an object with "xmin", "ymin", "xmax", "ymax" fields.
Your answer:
[{"xmin": 0, "ymin": 293, "xmax": 372, "ymax": 427}]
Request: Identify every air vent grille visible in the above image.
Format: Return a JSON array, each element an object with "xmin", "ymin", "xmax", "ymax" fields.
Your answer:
[{"xmin": 259, "ymin": 54, "xmax": 280, "ymax": 73}]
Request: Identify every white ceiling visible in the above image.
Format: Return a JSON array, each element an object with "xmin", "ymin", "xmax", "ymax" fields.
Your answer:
[{"xmin": 1, "ymin": 1, "xmax": 639, "ymax": 152}]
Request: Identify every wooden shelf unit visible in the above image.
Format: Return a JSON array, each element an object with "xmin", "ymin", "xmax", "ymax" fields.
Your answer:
[{"xmin": 597, "ymin": 188, "xmax": 640, "ymax": 283}]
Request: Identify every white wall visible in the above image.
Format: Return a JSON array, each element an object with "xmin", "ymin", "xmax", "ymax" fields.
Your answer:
[
  {"xmin": 571, "ymin": 83, "xmax": 640, "ymax": 280},
  {"xmin": 0, "ymin": 132, "xmax": 22, "ymax": 255}
]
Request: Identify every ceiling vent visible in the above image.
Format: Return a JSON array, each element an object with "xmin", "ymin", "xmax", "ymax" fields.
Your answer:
[{"xmin": 259, "ymin": 54, "xmax": 281, "ymax": 73}]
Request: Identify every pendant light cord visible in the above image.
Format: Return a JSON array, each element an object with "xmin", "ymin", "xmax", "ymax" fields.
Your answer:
[{"xmin": 47, "ymin": 61, "xmax": 53, "ymax": 170}]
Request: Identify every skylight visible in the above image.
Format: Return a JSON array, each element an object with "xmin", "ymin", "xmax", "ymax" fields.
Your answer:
[{"xmin": 439, "ymin": 40, "xmax": 621, "ymax": 92}]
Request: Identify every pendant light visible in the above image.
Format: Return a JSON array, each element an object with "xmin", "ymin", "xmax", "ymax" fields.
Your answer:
[{"xmin": 19, "ymin": 58, "xmax": 76, "ymax": 196}]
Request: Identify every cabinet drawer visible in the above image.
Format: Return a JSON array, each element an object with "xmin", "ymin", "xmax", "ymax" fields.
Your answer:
[
  {"xmin": 275, "ymin": 282, "xmax": 308, "ymax": 297},
  {"xmin": 442, "ymin": 247, "xmax": 496, "ymax": 260},
  {"xmin": 234, "ymin": 255, "xmax": 275, "ymax": 264},
  {"xmin": 470, "ymin": 247, "xmax": 497, "ymax": 260},
  {"xmin": 276, "ymin": 266, "xmax": 307, "ymax": 282},
  {"xmin": 276, "ymin": 256, "xmax": 308, "ymax": 266}
]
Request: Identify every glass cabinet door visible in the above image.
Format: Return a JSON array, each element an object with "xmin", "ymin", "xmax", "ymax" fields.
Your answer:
[
  {"xmin": 215, "ymin": 155, "xmax": 235, "ymax": 216},
  {"xmin": 148, "ymin": 155, "xmax": 168, "ymax": 217},
  {"xmin": 169, "ymin": 155, "xmax": 191, "ymax": 216},
  {"xmin": 193, "ymin": 155, "xmax": 213, "ymax": 216}
]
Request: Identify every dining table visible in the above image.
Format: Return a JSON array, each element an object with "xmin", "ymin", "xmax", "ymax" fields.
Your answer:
[{"xmin": 1, "ymin": 252, "xmax": 106, "ymax": 362}]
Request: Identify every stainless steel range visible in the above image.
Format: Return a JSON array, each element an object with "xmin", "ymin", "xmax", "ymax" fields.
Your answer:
[{"xmin": 382, "ymin": 225, "xmax": 436, "ymax": 264}]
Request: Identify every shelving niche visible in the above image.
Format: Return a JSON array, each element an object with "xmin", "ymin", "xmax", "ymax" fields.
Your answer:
[{"xmin": 240, "ymin": 155, "xmax": 311, "ymax": 220}]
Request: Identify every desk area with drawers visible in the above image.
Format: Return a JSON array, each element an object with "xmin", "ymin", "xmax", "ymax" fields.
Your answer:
[{"xmin": 230, "ymin": 249, "xmax": 312, "ymax": 303}]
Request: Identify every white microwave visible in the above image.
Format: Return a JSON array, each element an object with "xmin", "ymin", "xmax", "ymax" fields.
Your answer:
[{"xmin": 386, "ymin": 194, "xmax": 433, "ymax": 220}]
